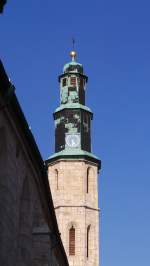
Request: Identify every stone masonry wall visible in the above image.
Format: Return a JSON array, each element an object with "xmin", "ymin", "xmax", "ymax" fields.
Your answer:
[{"xmin": 48, "ymin": 159, "xmax": 100, "ymax": 266}]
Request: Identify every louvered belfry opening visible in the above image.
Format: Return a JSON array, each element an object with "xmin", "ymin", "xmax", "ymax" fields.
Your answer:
[
  {"xmin": 70, "ymin": 77, "xmax": 76, "ymax": 86},
  {"xmin": 69, "ymin": 226, "xmax": 75, "ymax": 255}
]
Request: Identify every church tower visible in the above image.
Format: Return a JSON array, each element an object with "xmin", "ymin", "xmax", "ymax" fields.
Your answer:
[{"xmin": 46, "ymin": 51, "xmax": 101, "ymax": 266}]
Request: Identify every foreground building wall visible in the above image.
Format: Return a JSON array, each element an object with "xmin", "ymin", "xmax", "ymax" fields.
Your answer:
[{"xmin": 0, "ymin": 60, "xmax": 69, "ymax": 266}]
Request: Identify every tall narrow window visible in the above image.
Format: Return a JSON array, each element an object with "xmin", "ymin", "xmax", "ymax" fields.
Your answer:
[
  {"xmin": 87, "ymin": 225, "xmax": 91, "ymax": 258},
  {"xmin": 80, "ymin": 78, "xmax": 84, "ymax": 87},
  {"xmin": 69, "ymin": 226, "xmax": 75, "ymax": 255},
  {"xmin": 87, "ymin": 167, "xmax": 90, "ymax": 193},
  {"xmin": 70, "ymin": 77, "xmax": 76, "ymax": 86},
  {"xmin": 62, "ymin": 78, "xmax": 67, "ymax": 87},
  {"xmin": 55, "ymin": 169, "xmax": 58, "ymax": 190}
]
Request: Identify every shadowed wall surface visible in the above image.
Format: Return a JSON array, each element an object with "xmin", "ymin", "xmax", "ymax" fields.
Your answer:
[{"xmin": 0, "ymin": 60, "xmax": 69, "ymax": 266}]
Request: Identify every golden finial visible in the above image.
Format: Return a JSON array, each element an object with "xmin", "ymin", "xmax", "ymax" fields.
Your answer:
[
  {"xmin": 70, "ymin": 38, "xmax": 77, "ymax": 61},
  {"xmin": 70, "ymin": 50, "xmax": 77, "ymax": 61}
]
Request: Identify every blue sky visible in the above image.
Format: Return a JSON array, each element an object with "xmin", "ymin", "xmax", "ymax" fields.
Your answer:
[{"xmin": 1, "ymin": 1, "xmax": 150, "ymax": 265}]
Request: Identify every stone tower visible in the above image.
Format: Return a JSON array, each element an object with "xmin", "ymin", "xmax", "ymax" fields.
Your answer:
[{"xmin": 46, "ymin": 51, "xmax": 101, "ymax": 266}]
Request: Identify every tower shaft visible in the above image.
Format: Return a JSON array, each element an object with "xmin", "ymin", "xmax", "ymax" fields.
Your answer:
[{"xmin": 47, "ymin": 52, "xmax": 101, "ymax": 266}]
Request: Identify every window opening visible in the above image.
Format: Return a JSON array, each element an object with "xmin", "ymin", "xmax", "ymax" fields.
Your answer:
[
  {"xmin": 55, "ymin": 169, "xmax": 58, "ymax": 190},
  {"xmin": 69, "ymin": 226, "xmax": 75, "ymax": 255},
  {"xmin": 80, "ymin": 78, "xmax": 84, "ymax": 87},
  {"xmin": 87, "ymin": 225, "xmax": 90, "ymax": 258},
  {"xmin": 70, "ymin": 77, "xmax": 76, "ymax": 86},
  {"xmin": 62, "ymin": 78, "xmax": 67, "ymax": 87},
  {"xmin": 87, "ymin": 167, "xmax": 90, "ymax": 193}
]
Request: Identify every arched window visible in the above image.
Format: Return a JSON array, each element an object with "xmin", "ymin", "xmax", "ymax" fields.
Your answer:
[
  {"xmin": 69, "ymin": 226, "xmax": 75, "ymax": 255},
  {"xmin": 86, "ymin": 167, "xmax": 95, "ymax": 194},
  {"xmin": 87, "ymin": 225, "xmax": 91, "ymax": 258},
  {"xmin": 55, "ymin": 169, "xmax": 58, "ymax": 190}
]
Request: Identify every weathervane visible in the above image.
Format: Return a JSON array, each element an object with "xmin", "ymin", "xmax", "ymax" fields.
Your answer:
[{"xmin": 72, "ymin": 38, "xmax": 75, "ymax": 50}]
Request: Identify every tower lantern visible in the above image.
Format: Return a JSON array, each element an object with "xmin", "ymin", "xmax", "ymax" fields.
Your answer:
[{"xmin": 46, "ymin": 51, "xmax": 101, "ymax": 266}]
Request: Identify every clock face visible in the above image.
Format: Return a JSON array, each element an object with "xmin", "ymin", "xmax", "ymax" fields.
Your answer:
[{"xmin": 65, "ymin": 134, "xmax": 80, "ymax": 148}]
